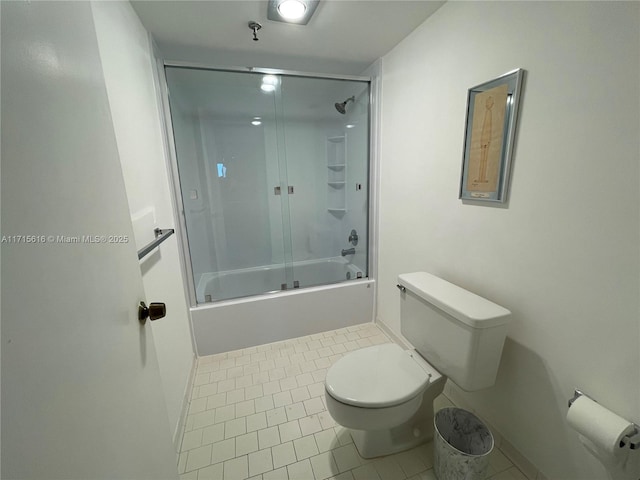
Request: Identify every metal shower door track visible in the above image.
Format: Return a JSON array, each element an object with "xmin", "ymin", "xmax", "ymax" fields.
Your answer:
[{"xmin": 163, "ymin": 61, "xmax": 371, "ymax": 83}]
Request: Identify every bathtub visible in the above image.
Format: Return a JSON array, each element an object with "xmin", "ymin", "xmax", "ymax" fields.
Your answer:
[
  {"xmin": 196, "ymin": 257, "xmax": 363, "ymax": 303},
  {"xmin": 190, "ymin": 257, "xmax": 375, "ymax": 355}
]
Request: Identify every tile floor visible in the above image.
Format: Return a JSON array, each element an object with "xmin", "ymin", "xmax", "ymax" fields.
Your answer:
[{"xmin": 178, "ymin": 323, "xmax": 527, "ymax": 480}]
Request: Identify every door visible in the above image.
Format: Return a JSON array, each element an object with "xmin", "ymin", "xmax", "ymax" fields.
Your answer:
[
  {"xmin": 165, "ymin": 67, "xmax": 293, "ymax": 302},
  {"xmin": 279, "ymin": 76, "xmax": 371, "ymax": 288},
  {"xmin": 1, "ymin": 2, "xmax": 178, "ymax": 478}
]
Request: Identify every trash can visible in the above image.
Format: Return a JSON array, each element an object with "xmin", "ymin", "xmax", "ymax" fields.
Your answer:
[{"xmin": 434, "ymin": 407, "xmax": 494, "ymax": 480}]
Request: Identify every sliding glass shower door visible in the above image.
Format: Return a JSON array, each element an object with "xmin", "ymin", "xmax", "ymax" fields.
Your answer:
[
  {"xmin": 279, "ymin": 75, "xmax": 370, "ymax": 290},
  {"xmin": 165, "ymin": 66, "xmax": 369, "ymax": 303}
]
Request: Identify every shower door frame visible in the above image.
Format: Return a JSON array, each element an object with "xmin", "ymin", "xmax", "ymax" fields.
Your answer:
[{"xmin": 155, "ymin": 60, "xmax": 379, "ymax": 308}]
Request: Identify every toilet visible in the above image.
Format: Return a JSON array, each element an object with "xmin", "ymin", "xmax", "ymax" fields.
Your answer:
[{"xmin": 325, "ymin": 272, "xmax": 511, "ymax": 459}]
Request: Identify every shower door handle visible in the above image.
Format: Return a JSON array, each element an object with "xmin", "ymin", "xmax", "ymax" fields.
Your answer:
[
  {"xmin": 288, "ymin": 186, "xmax": 294, "ymax": 194},
  {"xmin": 274, "ymin": 186, "xmax": 281, "ymax": 195}
]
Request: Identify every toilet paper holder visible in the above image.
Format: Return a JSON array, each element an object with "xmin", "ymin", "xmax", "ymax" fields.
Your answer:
[{"xmin": 569, "ymin": 389, "xmax": 640, "ymax": 450}]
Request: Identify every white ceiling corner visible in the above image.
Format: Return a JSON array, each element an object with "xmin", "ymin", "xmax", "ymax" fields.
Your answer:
[{"xmin": 131, "ymin": 0, "xmax": 445, "ymax": 72}]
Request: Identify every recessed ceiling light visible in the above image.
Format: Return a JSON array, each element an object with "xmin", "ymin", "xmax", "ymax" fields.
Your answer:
[
  {"xmin": 267, "ymin": 0, "xmax": 319, "ymax": 25},
  {"xmin": 278, "ymin": 0, "xmax": 306, "ymax": 20},
  {"xmin": 251, "ymin": 120, "xmax": 262, "ymax": 126}
]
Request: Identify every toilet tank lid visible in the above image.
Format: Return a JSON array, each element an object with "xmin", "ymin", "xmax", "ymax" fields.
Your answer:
[{"xmin": 398, "ymin": 272, "xmax": 511, "ymax": 328}]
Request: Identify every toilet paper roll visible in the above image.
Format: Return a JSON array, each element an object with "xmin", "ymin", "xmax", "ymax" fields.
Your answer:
[{"xmin": 567, "ymin": 395, "xmax": 635, "ymax": 457}]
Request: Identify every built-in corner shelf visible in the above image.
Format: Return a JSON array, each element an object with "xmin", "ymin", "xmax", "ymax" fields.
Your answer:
[{"xmin": 327, "ymin": 136, "xmax": 346, "ymax": 213}]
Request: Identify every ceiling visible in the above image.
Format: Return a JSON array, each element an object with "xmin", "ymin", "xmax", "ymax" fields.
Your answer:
[{"xmin": 131, "ymin": 0, "xmax": 445, "ymax": 73}]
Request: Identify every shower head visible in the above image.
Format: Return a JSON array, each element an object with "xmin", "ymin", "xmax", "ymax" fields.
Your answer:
[{"xmin": 335, "ymin": 96, "xmax": 355, "ymax": 115}]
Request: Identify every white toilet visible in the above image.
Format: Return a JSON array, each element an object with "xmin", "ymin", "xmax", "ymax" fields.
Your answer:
[{"xmin": 325, "ymin": 272, "xmax": 511, "ymax": 458}]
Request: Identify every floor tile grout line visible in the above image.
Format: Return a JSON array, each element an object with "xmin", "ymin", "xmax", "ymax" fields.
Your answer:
[{"xmin": 181, "ymin": 323, "xmax": 528, "ymax": 480}]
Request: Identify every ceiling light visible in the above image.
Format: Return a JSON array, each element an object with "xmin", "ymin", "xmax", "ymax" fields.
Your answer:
[
  {"xmin": 251, "ymin": 120, "xmax": 262, "ymax": 126},
  {"xmin": 278, "ymin": 0, "xmax": 306, "ymax": 20},
  {"xmin": 267, "ymin": 0, "xmax": 319, "ymax": 25}
]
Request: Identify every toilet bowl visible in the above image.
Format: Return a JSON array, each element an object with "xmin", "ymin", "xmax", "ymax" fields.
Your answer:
[
  {"xmin": 325, "ymin": 343, "xmax": 445, "ymax": 458},
  {"xmin": 324, "ymin": 272, "xmax": 511, "ymax": 459}
]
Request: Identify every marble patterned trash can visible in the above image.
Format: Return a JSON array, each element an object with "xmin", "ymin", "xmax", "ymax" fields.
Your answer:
[{"xmin": 434, "ymin": 407, "xmax": 494, "ymax": 480}]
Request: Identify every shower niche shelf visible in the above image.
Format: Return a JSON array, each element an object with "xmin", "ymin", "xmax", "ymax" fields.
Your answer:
[{"xmin": 327, "ymin": 135, "xmax": 346, "ymax": 213}]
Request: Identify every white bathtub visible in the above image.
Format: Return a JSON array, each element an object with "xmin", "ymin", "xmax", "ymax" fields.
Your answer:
[
  {"xmin": 190, "ymin": 258, "xmax": 374, "ymax": 355},
  {"xmin": 196, "ymin": 257, "xmax": 363, "ymax": 303}
]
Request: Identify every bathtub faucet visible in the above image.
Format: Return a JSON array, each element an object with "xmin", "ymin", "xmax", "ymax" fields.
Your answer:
[{"xmin": 341, "ymin": 247, "xmax": 356, "ymax": 256}]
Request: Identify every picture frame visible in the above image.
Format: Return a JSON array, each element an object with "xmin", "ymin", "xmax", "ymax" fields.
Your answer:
[{"xmin": 459, "ymin": 68, "xmax": 524, "ymax": 203}]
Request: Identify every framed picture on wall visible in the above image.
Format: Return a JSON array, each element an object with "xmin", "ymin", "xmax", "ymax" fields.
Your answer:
[{"xmin": 459, "ymin": 68, "xmax": 524, "ymax": 203}]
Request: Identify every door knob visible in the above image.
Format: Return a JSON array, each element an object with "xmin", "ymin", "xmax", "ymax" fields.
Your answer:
[{"xmin": 138, "ymin": 301, "xmax": 166, "ymax": 324}]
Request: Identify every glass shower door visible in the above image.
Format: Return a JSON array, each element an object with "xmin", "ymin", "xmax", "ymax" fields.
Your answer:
[
  {"xmin": 165, "ymin": 67, "xmax": 292, "ymax": 303},
  {"xmin": 165, "ymin": 67, "xmax": 370, "ymax": 303},
  {"xmin": 280, "ymin": 76, "xmax": 370, "ymax": 289}
]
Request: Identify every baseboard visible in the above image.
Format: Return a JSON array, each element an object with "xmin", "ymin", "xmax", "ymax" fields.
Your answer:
[
  {"xmin": 173, "ymin": 354, "xmax": 197, "ymax": 452},
  {"xmin": 374, "ymin": 318, "xmax": 411, "ymax": 349}
]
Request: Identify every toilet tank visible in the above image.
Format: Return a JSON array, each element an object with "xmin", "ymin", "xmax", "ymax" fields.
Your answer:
[{"xmin": 398, "ymin": 272, "xmax": 510, "ymax": 391}]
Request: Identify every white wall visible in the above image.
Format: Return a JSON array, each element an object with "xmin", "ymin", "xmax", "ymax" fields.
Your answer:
[
  {"xmin": 91, "ymin": 1, "xmax": 195, "ymax": 446},
  {"xmin": 377, "ymin": 2, "xmax": 639, "ymax": 479}
]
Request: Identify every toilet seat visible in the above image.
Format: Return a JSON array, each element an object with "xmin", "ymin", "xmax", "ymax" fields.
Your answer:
[{"xmin": 325, "ymin": 343, "xmax": 435, "ymax": 408}]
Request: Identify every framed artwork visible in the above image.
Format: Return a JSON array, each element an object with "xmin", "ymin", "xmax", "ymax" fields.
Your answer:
[{"xmin": 459, "ymin": 68, "xmax": 524, "ymax": 203}]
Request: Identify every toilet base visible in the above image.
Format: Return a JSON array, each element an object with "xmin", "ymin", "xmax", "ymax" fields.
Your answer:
[
  {"xmin": 350, "ymin": 422, "xmax": 433, "ymax": 459},
  {"xmin": 349, "ymin": 375, "xmax": 446, "ymax": 459}
]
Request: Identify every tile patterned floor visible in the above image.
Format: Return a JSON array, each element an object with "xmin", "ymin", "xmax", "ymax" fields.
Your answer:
[{"xmin": 178, "ymin": 323, "xmax": 527, "ymax": 480}]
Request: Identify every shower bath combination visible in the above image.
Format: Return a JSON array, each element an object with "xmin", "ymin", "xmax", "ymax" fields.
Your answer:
[
  {"xmin": 164, "ymin": 66, "xmax": 371, "ymax": 306},
  {"xmin": 162, "ymin": 65, "xmax": 373, "ymax": 354}
]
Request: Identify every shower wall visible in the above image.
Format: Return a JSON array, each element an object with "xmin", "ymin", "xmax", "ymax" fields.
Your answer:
[
  {"xmin": 173, "ymin": 115, "xmax": 343, "ymax": 273},
  {"xmin": 283, "ymin": 120, "xmax": 347, "ymax": 262},
  {"xmin": 197, "ymin": 117, "xmax": 275, "ymax": 270}
]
